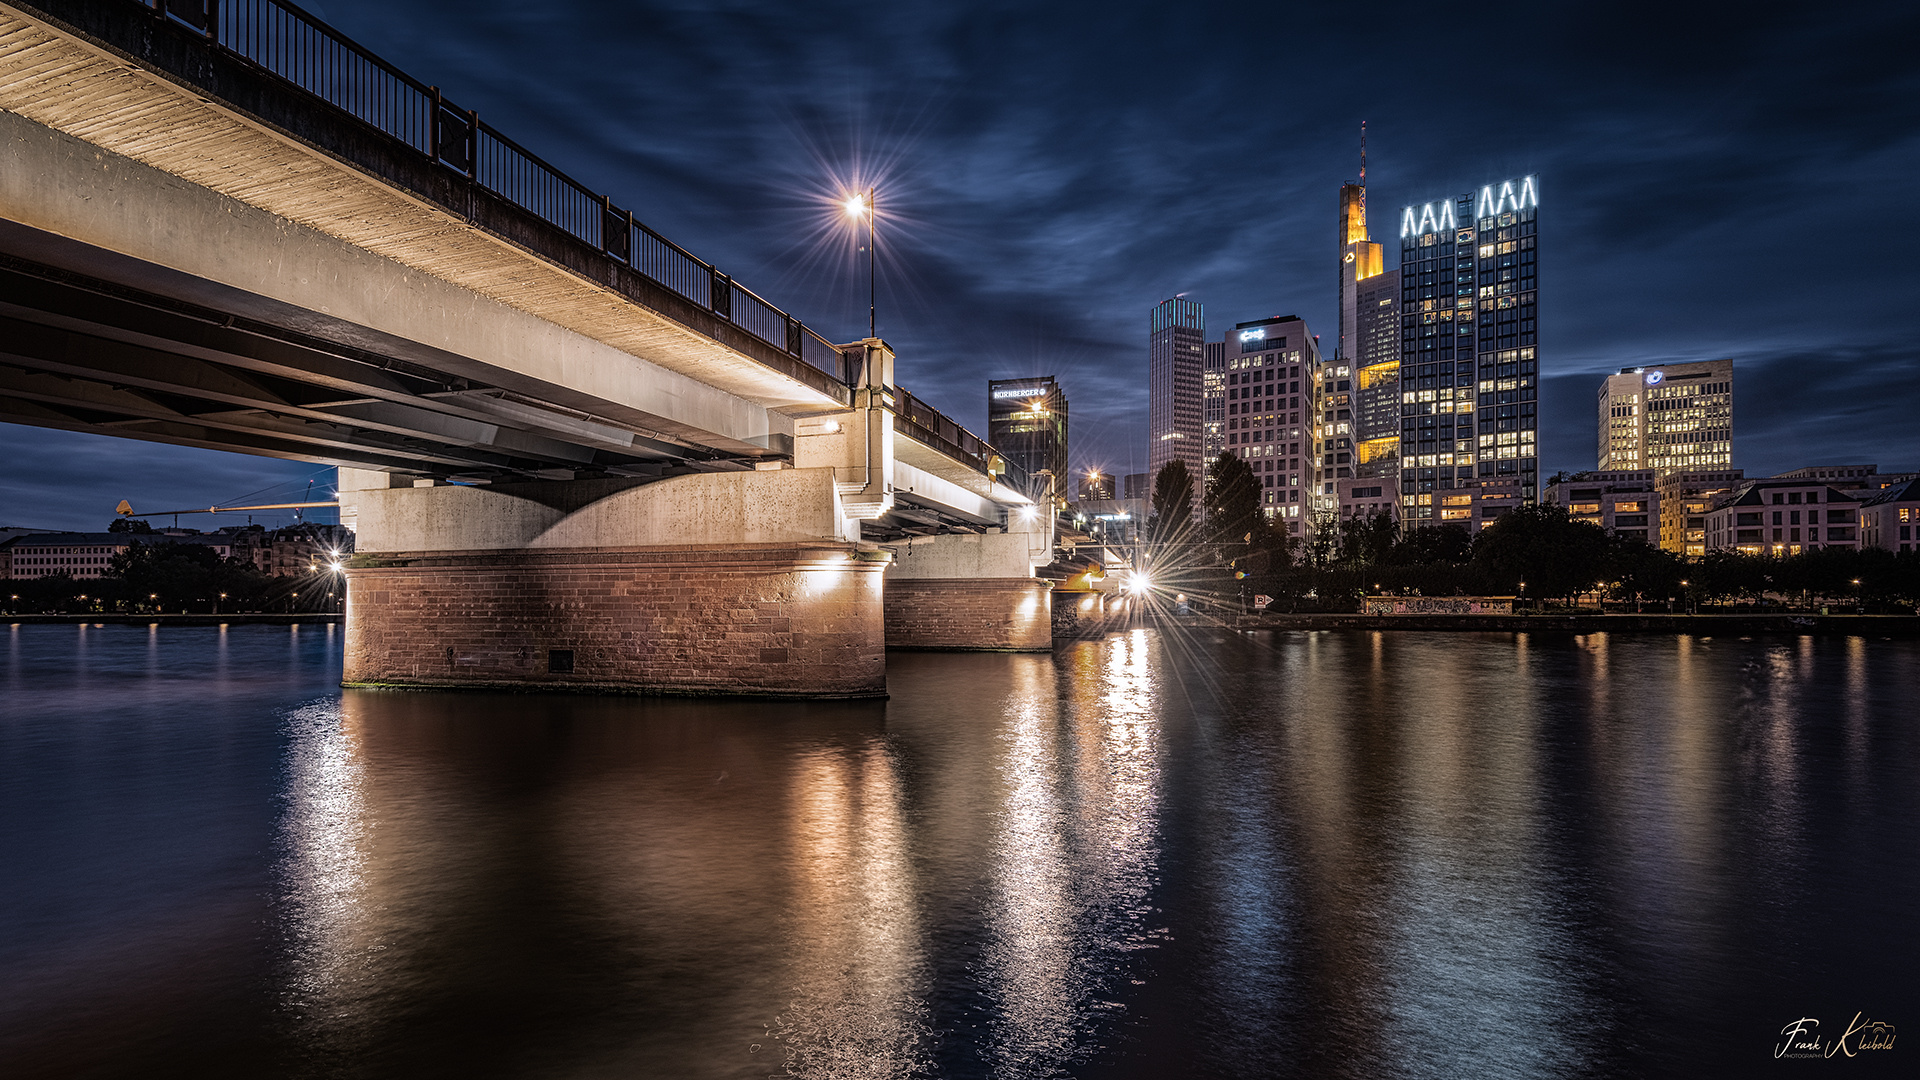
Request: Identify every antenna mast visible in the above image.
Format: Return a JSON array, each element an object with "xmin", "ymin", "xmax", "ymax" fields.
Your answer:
[{"xmin": 1359, "ymin": 121, "xmax": 1367, "ymax": 223}]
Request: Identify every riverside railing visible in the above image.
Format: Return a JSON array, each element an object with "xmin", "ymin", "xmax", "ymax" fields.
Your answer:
[{"xmin": 115, "ymin": 0, "xmax": 1010, "ymax": 484}]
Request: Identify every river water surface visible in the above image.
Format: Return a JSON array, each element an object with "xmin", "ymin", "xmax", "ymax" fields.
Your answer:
[{"xmin": 1, "ymin": 623, "xmax": 1914, "ymax": 1078}]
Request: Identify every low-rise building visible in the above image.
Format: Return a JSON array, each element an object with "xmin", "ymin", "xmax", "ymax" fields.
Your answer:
[
  {"xmin": 1772, "ymin": 464, "xmax": 1878, "ymax": 491},
  {"xmin": 1858, "ymin": 477, "xmax": 1920, "ymax": 554},
  {"xmin": 1544, "ymin": 471, "xmax": 1661, "ymax": 545},
  {"xmin": 4, "ymin": 533, "xmax": 141, "ymax": 580},
  {"xmin": 1336, "ymin": 477, "xmax": 1399, "ymax": 528},
  {"xmin": 1413, "ymin": 478, "xmax": 1524, "ymax": 534},
  {"xmin": 1655, "ymin": 469, "xmax": 1745, "ymax": 555},
  {"xmin": 1703, "ymin": 480, "xmax": 1860, "ymax": 555}
]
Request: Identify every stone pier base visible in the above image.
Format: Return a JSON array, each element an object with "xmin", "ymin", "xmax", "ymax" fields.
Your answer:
[
  {"xmin": 344, "ymin": 544, "xmax": 886, "ymax": 697},
  {"xmin": 883, "ymin": 577, "xmax": 1052, "ymax": 651}
]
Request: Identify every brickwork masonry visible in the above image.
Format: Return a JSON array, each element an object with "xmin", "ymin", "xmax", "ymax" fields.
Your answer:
[
  {"xmin": 344, "ymin": 544, "xmax": 886, "ymax": 697},
  {"xmin": 884, "ymin": 577, "xmax": 1052, "ymax": 652}
]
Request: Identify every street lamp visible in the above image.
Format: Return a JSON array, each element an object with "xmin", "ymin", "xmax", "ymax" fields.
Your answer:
[{"xmin": 844, "ymin": 187, "xmax": 876, "ymax": 339}]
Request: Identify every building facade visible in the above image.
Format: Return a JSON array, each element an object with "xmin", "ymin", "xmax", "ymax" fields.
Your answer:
[
  {"xmin": 1398, "ymin": 176, "xmax": 1540, "ymax": 527},
  {"xmin": 1222, "ymin": 315, "xmax": 1318, "ymax": 534},
  {"xmin": 1597, "ymin": 360, "xmax": 1732, "ymax": 473},
  {"xmin": 1772, "ymin": 464, "xmax": 1879, "ymax": 490},
  {"xmin": 1543, "ymin": 471, "xmax": 1661, "ymax": 545},
  {"xmin": 1336, "ymin": 477, "xmax": 1400, "ymax": 529},
  {"xmin": 1148, "ymin": 298, "xmax": 1206, "ymax": 501},
  {"xmin": 1859, "ymin": 477, "xmax": 1920, "ymax": 553},
  {"xmin": 987, "ymin": 376, "xmax": 1069, "ymax": 504},
  {"xmin": 1354, "ymin": 268, "xmax": 1402, "ymax": 480},
  {"xmin": 1655, "ymin": 469, "xmax": 1746, "ymax": 555},
  {"xmin": 1203, "ymin": 340, "xmax": 1226, "ymax": 468},
  {"xmin": 1703, "ymin": 480, "xmax": 1860, "ymax": 555}
]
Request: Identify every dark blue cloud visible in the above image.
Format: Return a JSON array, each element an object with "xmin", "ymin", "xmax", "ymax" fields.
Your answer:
[{"xmin": 6, "ymin": 0, "xmax": 1917, "ymax": 524}]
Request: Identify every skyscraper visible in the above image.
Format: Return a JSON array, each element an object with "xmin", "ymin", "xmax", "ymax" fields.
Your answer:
[
  {"xmin": 1340, "ymin": 166, "xmax": 1402, "ymax": 483},
  {"xmin": 987, "ymin": 376, "xmax": 1069, "ymax": 504},
  {"xmin": 1597, "ymin": 360, "xmax": 1733, "ymax": 474},
  {"xmin": 1203, "ymin": 340, "xmax": 1226, "ymax": 467},
  {"xmin": 1222, "ymin": 315, "xmax": 1319, "ymax": 534},
  {"xmin": 1148, "ymin": 298, "xmax": 1205, "ymax": 498},
  {"xmin": 1397, "ymin": 176, "xmax": 1540, "ymax": 528}
]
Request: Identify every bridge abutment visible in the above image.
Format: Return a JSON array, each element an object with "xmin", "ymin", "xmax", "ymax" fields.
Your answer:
[
  {"xmin": 882, "ymin": 527, "xmax": 1054, "ymax": 651},
  {"xmin": 339, "ymin": 468, "xmax": 888, "ymax": 697}
]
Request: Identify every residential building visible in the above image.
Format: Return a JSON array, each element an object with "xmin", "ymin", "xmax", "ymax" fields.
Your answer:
[
  {"xmin": 1544, "ymin": 471, "xmax": 1661, "ymax": 545},
  {"xmin": 1222, "ymin": 315, "xmax": 1319, "ymax": 534},
  {"xmin": 1597, "ymin": 360, "xmax": 1732, "ymax": 473},
  {"xmin": 1336, "ymin": 477, "xmax": 1399, "ymax": 528},
  {"xmin": 987, "ymin": 376, "xmax": 1069, "ymax": 504},
  {"xmin": 1309, "ymin": 345, "xmax": 1352, "ymax": 520},
  {"xmin": 1703, "ymin": 480, "xmax": 1860, "ymax": 555},
  {"xmin": 1656, "ymin": 470, "xmax": 1746, "ymax": 555},
  {"xmin": 1148, "ymin": 298, "xmax": 1206, "ymax": 501},
  {"xmin": 1399, "ymin": 176, "xmax": 1540, "ymax": 525},
  {"xmin": 1859, "ymin": 477, "xmax": 1920, "ymax": 553}
]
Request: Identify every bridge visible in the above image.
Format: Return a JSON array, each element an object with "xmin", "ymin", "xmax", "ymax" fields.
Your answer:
[{"xmin": 0, "ymin": 0, "xmax": 1057, "ymax": 697}]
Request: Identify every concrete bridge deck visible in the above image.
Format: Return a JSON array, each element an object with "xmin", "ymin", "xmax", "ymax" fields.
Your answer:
[{"xmin": 0, "ymin": 0, "xmax": 1062, "ymax": 696}]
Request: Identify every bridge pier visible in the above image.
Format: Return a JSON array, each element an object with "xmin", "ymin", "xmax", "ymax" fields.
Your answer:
[
  {"xmin": 882, "ymin": 524, "xmax": 1054, "ymax": 652},
  {"xmin": 338, "ymin": 467, "xmax": 888, "ymax": 697}
]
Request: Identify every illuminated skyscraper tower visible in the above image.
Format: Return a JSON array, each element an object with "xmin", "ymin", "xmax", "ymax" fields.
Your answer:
[
  {"xmin": 1398, "ymin": 176, "xmax": 1540, "ymax": 526},
  {"xmin": 1340, "ymin": 134, "xmax": 1401, "ymax": 481},
  {"xmin": 1148, "ymin": 297, "xmax": 1206, "ymax": 499}
]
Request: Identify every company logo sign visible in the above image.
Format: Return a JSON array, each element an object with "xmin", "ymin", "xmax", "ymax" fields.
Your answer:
[
  {"xmin": 992, "ymin": 387, "xmax": 1049, "ymax": 399},
  {"xmin": 1402, "ymin": 175, "xmax": 1539, "ymax": 238},
  {"xmin": 1239, "ymin": 329, "xmax": 1266, "ymax": 344},
  {"xmin": 1645, "ymin": 370, "xmax": 1665, "ymax": 386}
]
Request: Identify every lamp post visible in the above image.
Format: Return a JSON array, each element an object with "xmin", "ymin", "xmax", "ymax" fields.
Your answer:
[{"xmin": 844, "ymin": 188, "xmax": 876, "ymax": 339}]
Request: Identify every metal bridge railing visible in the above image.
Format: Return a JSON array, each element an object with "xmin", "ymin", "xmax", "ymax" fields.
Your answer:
[{"xmin": 135, "ymin": 0, "xmax": 1009, "ymax": 485}]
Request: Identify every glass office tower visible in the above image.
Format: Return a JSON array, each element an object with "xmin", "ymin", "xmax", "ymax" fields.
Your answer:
[
  {"xmin": 987, "ymin": 376, "xmax": 1069, "ymax": 504},
  {"xmin": 1398, "ymin": 176, "xmax": 1539, "ymax": 527},
  {"xmin": 1148, "ymin": 298, "xmax": 1206, "ymax": 501}
]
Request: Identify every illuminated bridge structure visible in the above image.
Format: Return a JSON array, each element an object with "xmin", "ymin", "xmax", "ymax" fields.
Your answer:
[{"xmin": 0, "ymin": 0, "xmax": 1055, "ymax": 696}]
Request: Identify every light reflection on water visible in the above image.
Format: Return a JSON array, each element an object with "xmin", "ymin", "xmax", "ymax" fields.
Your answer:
[{"xmin": 2, "ymin": 624, "xmax": 1917, "ymax": 1078}]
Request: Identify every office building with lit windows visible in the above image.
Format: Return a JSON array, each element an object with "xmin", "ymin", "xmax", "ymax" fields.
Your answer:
[
  {"xmin": 1204, "ymin": 340, "xmax": 1226, "ymax": 467},
  {"xmin": 987, "ymin": 376, "xmax": 1068, "ymax": 504},
  {"xmin": 1223, "ymin": 315, "xmax": 1319, "ymax": 534},
  {"xmin": 1597, "ymin": 360, "xmax": 1732, "ymax": 474},
  {"xmin": 1656, "ymin": 469, "xmax": 1745, "ymax": 555},
  {"xmin": 1148, "ymin": 298, "xmax": 1206, "ymax": 500},
  {"xmin": 1338, "ymin": 181, "xmax": 1401, "ymax": 481},
  {"xmin": 1398, "ymin": 176, "xmax": 1540, "ymax": 528},
  {"xmin": 1354, "ymin": 268, "xmax": 1401, "ymax": 479}
]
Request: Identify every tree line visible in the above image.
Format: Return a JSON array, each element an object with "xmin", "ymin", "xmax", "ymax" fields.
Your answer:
[
  {"xmin": 1138, "ymin": 456, "xmax": 1920, "ymax": 614},
  {"xmin": 4, "ymin": 526, "xmax": 342, "ymax": 615}
]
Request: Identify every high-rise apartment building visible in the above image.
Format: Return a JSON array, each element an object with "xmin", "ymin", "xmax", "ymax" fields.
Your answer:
[
  {"xmin": 1148, "ymin": 298, "xmax": 1205, "ymax": 500},
  {"xmin": 1398, "ymin": 176, "xmax": 1540, "ymax": 527},
  {"xmin": 1597, "ymin": 360, "xmax": 1732, "ymax": 473},
  {"xmin": 1222, "ymin": 315, "xmax": 1319, "ymax": 534},
  {"xmin": 987, "ymin": 376, "xmax": 1069, "ymax": 504}
]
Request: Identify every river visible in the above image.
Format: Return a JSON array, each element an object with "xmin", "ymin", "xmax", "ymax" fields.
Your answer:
[{"xmin": 1, "ymin": 623, "xmax": 1913, "ymax": 1077}]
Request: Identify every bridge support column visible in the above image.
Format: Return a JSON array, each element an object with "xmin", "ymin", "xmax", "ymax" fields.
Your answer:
[
  {"xmin": 338, "ymin": 467, "xmax": 888, "ymax": 697},
  {"xmin": 882, "ymin": 523, "xmax": 1054, "ymax": 652}
]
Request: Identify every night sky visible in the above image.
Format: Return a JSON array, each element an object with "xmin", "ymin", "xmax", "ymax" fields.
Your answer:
[{"xmin": 6, "ymin": 0, "xmax": 1919, "ymax": 532}]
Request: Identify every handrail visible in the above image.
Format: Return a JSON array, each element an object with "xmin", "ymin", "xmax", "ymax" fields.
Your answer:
[{"xmin": 113, "ymin": 0, "xmax": 1010, "ymax": 483}]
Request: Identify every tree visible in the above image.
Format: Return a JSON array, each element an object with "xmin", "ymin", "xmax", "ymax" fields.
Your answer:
[
  {"xmin": 1201, "ymin": 452, "xmax": 1262, "ymax": 557},
  {"xmin": 1388, "ymin": 524, "xmax": 1474, "ymax": 566},
  {"xmin": 1338, "ymin": 509, "xmax": 1398, "ymax": 569},
  {"xmin": 1469, "ymin": 505, "xmax": 1611, "ymax": 604},
  {"xmin": 1147, "ymin": 459, "xmax": 1194, "ymax": 548},
  {"xmin": 108, "ymin": 517, "xmax": 154, "ymax": 533}
]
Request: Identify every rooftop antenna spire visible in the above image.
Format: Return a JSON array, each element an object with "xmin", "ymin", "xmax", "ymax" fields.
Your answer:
[{"xmin": 1359, "ymin": 121, "xmax": 1367, "ymax": 221}]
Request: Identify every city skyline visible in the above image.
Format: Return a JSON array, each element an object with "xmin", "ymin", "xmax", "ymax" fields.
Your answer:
[{"xmin": 3, "ymin": 0, "xmax": 1918, "ymax": 531}]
